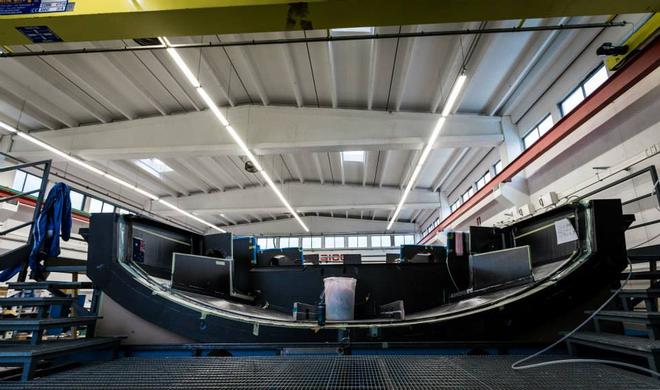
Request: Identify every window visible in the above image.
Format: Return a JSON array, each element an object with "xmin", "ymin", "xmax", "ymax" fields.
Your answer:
[
  {"xmin": 341, "ymin": 151, "xmax": 365, "ymax": 163},
  {"xmin": 348, "ymin": 236, "xmax": 368, "ymax": 248},
  {"xmin": 257, "ymin": 238, "xmax": 274, "ymax": 250},
  {"xmin": 102, "ymin": 202, "xmax": 115, "ymax": 213},
  {"xmin": 394, "ymin": 234, "xmax": 414, "ymax": 247},
  {"xmin": 537, "ymin": 114, "xmax": 554, "ymax": 136},
  {"xmin": 371, "ymin": 235, "xmax": 391, "ymax": 247},
  {"xmin": 89, "ymin": 198, "xmax": 115, "ymax": 214},
  {"xmin": 450, "ymin": 200, "xmax": 461, "ymax": 213},
  {"xmin": 69, "ymin": 191, "xmax": 85, "ymax": 211},
  {"xmin": 523, "ymin": 114, "xmax": 554, "ymax": 150},
  {"xmin": 475, "ymin": 171, "xmax": 492, "ymax": 190},
  {"xmin": 134, "ymin": 158, "xmax": 173, "ymax": 178},
  {"xmin": 583, "ymin": 65, "xmax": 608, "ymax": 96},
  {"xmin": 493, "ymin": 160, "xmax": 503, "ymax": 175},
  {"xmin": 279, "ymin": 237, "xmax": 300, "ymax": 248},
  {"xmin": 560, "ymin": 65, "xmax": 608, "ymax": 116},
  {"xmin": 303, "ymin": 236, "xmax": 322, "ymax": 249},
  {"xmin": 324, "ymin": 236, "xmax": 335, "ymax": 249},
  {"xmin": 324, "ymin": 236, "xmax": 344, "ymax": 249},
  {"xmin": 560, "ymin": 88, "xmax": 584, "ymax": 116},
  {"xmin": 311, "ymin": 236, "xmax": 322, "ymax": 248},
  {"xmin": 461, "ymin": 187, "xmax": 474, "ymax": 203},
  {"xmin": 12, "ymin": 170, "xmax": 42, "ymax": 194},
  {"xmin": 523, "ymin": 129, "xmax": 540, "ymax": 149}
]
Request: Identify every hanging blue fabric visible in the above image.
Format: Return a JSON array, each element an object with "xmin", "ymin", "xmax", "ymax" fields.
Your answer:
[{"xmin": 0, "ymin": 182, "xmax": 72, "ymax": 281}]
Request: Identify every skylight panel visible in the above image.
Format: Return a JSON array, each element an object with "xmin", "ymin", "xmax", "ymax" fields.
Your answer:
[
  {"xmin": 135, "ymin": 158, "xmax": 173, "ymax": 177},
  {"xmin": 341, "ymin": 151, "xmax": 365, "ymax": 163},
  {"xmin": 330, "ymin": 27, "xmax": 374, "ymax": 36}
]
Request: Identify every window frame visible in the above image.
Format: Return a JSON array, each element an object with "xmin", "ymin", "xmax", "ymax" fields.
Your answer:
[
  {"xmin": 493, "ymin": 160, "xmax": 503, "ymax": 175},
  {"xmin": 559, "ymin": 64, "xmax": 608, "ymax": 117}
]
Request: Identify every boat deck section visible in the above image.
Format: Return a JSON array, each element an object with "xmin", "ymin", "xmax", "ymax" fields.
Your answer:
[{"xmin": 4, "ymin": 355, "xmax": 659, "ymax": 389}]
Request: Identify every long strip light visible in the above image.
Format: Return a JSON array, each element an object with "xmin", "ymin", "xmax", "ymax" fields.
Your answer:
[
  {"xmin": 387, "ymin": 73, "xmax": 467, "ymax": 230},
  {"xmin": 160, "ymin": 37, "xmax": 309, "ymax": 232},
  {"xmin": 0, "ymin": 120, "xmax": 226, "ymax": 233}
]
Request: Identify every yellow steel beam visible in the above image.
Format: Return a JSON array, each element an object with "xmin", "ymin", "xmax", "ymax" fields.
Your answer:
[
  {"xmin": 0, "ymin": 0, "xmax": 658, "ymax": 45},
  {"xmin": 606, "ymin": 13, "xmax": 660, "ymax": 70}
]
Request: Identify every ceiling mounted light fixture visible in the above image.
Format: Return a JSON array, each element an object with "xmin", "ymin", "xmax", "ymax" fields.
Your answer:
[
  {"xmin": 160, "ymin": 37, "xmax": 309, "ymax": 232},
  {"xmin": 386, "ymin": 72, "xmax": 467, "ymax": 230}
]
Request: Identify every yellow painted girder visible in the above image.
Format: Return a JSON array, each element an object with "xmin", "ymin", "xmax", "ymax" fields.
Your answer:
[
  {"xmin": 0, "ymin": 0, "xmax": 658, "ymax": 45},
  {"xmin": 606, "ymin": 13, "xmax": 660, "ymax": 70}
]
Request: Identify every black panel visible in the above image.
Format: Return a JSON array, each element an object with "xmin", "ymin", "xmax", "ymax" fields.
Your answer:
[
  {"xmin": 303, "ymin": 254, "xmax": 320, "ymax": 265},
  {"xmin": 256, "ymin": 248, "xmax": 303, "ymax": 266},
  {"xmin": 203, "ymin": 233, "xmax": 233, "ymax": 258},
  {"xmin": 385, "ymin": 253, "xmax": 400, "ymax": 263},
  {"xmin": 171, "ymin": 253, "xmax": 230, "ymax": 297},
  {"xmin": 232, "ymin": 237, "xmax": 256, "ymax": 294},
  {"xmin": 469, "ymin": 226, "xmax": 505, "ymax": 254},
  {"xmin": 342, "ymin": 254, "xmax": 361, "ymax": 265},
  {"xmin": 130, "ymin": 220, "xmax": 196, "ymax": 279},
  {"xmin": 249, "ymin": 264, "xmax": 450, "ymax": 315},
  {"xmin": 469, "ymin": 246, "xmax": 533, "ymax": 291},
  {"xmin": 512, "ymin": 209, "xmax": 579, "ymax": 267},
  {"xmin": 400, "ymin": 245, "xmax": 446, "ymax": 263}
]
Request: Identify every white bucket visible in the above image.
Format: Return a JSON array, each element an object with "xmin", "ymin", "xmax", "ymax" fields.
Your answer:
[{"xmin": 323, "ymin": 277, "xmax": 357, "ymax": 321}]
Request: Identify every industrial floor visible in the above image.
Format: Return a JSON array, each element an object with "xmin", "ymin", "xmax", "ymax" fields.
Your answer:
[{"xmin": 2, "ymin": 355, "xmax": 659, "ymax": 389}]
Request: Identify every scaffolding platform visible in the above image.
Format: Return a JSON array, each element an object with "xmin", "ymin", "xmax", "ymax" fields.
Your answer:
[{"xmin": 2, "ymin": 355, "xmax": 659, "ymax": 389}]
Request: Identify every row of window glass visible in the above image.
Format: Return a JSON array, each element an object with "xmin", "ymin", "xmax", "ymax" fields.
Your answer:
[
  {"xmin": 421, "ymin": 218, "xmax": 440, "ymax": 238},
  {"xmin": 523, "ymin": 65, "xmax": 608, "ymax": 151},
  {"xmin": 422, "ymin": 65, "xmax": 607, "ymax": 237},
  {"xmin": 257, "ymin": 234, "xmax": 415, "ymax": 250},
  {"xmin": 446, "ymin": 160, "xmax": 501, "ymax": 217},
  {"xmin": 11, "ymin": 170, "xmax": 130, "ymax": 215}
]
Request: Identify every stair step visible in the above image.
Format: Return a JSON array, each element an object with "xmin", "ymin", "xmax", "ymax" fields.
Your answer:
[
  {"xmin": 620, "ymin": 270, "xmax": 660, "ymax": 280},
  {"xmin": 43, "ymin": 265, "xmax": 87, "ymax": 273},
  {"xmin": 590, "ymin": 310, "xmax": 660, "ymax": 325},
  {"xmin": 628, "ymin": 244, "xmax": 660, "ymax": 263},
  {"xmin": 0, "ymin": 317, "xmax": 99, "ymax": 332},
  {"xmin": 7, "ymin": 281, "xmax": 93, "ymax": 291},
  {"xmin": 44, "ymin": 258, "xmax": 86, "ymax": 273},
  {"xmin": 568, "ymin": 331, "xmax": 660, "ymax": 354},
  {"xmin": 615, "ymin": 289, "xmax": 660, "ymax": 299},
  {"xmin": 0, "ymin": 337, "xmax": 122, "ymax": 358},
  {"xmin": 0, "ymin": 297, "xmax": 74, "ymax": 307}
]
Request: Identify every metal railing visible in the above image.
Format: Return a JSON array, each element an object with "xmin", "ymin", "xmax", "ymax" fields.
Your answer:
[
  {"xmin": 0, "ymin": 160, "xmax": 52, "ymax": 281},
  {"xmin": 576, "ymin": 165, "xmax": 660, "ymax": 231}
]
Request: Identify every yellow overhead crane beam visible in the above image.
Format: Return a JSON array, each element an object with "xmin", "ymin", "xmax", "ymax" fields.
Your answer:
[
  {"xmin": 0, "ymin": 0, "xmax": 658, "ymax": 46},
  {"xmin": 606, "ymin": 13, "xmax": 660, "ymax": 70}
]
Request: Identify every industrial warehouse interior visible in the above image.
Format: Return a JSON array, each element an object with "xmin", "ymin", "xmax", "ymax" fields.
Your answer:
[{"xmin": 0, "ymin": 1, "xmax": 658, "ymax": 388}]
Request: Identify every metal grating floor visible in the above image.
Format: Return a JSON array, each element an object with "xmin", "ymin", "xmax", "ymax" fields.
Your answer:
[{"xmin": 2, "ymin": 355, "xmax": 660, "ymax": 389}]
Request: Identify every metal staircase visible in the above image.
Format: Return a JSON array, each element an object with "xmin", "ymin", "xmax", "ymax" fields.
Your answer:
[
  {"xmin": 0, "ymin": 281, "xmax": 122, "ymax": 381},
  {"xmin": 0, "ymin": 160, "xmax": 123, "ymax": 381},
  {"xmin": 567, "ymin": 244, "xmax": 660, "ymax": 373}
]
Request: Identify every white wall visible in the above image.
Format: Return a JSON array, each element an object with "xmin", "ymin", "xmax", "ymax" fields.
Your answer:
[{"xmin": 447, "ymin": 67, "xmax": 660, "ymax": 249}]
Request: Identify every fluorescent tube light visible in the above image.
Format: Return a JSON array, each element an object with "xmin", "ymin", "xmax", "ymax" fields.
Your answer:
[
  {"xmin": 161, "ymin": 37, "xmax": 309, "ymax": 232},
  {"xmin": 441, "ymin": 73, "xmax": 467, "ymax": 117},
  {"xmin": 0, "ymin": 120, "xmax": 226, "ymax": 233},
  {"xmin": 387, "ymin": 72, "xmax": 467, "ymax": 230}
]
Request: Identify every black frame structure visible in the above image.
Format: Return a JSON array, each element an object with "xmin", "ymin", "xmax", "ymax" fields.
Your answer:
[
  {"xmin": 0, "ymin": 160, "xmax": 51, "ymax": 282},
  {"xmin": 87, "ymin": 199, "xmax": 629, "ymax": 344}
]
